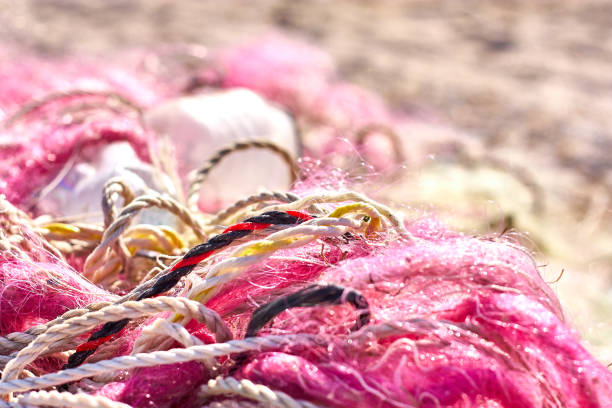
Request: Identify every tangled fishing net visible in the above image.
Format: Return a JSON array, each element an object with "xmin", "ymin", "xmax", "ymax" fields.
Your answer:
[{"xmin": 1, "ymin": 36, "xmax": 611, "ymax": 408}]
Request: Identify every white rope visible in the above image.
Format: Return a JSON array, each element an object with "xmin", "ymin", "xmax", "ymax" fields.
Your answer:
[
  {"xmin": 0, "ymin": 334, "xmax": 316, "ymax": 394},
  {"xmin": 16, "ymin": 390, "xmax": 131, "ymax": 408},
  {"xmin": 200, "ymin": 376, "xmax": 321, "ymax": 408},
  {"xmin": 0, "ymin": 301, "xmax": 114, "ymax": 355},
  {"xmin": 208, "ymin": 191, "xmax": 300, "ymax": 225},
  {"xmin": 101, "ymin": 177, "xmax": 135, "ymax": 228},
  {"xmin": 186, "ymin": 141, "xmax": 298, "ymax": 211},
  {"xmin": 85, "ymin": 193, "xmax": 207, "ymax": 278},
  {"xmin": 2, "ymin": 297, "xmax": 231, "ymax": 381},
  {"xmin": 131, "ymin": 319, "xmax": 204, "ymax": 356}
]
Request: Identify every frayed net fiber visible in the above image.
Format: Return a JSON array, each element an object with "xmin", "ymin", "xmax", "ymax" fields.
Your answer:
[{"xmin": 1, "ymin": 37, "xmax": 611, "ymax": 408}]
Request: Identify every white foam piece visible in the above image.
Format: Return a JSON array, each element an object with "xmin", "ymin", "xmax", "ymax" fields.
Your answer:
[{"xmin": 145, "ymin": 88, "xmax": 299, "ymax": 211}]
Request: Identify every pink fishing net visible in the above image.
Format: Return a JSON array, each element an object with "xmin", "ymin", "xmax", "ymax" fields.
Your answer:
[{"xmin": 0, "ymin": 37, "xmax": 610, "ymax": 408}]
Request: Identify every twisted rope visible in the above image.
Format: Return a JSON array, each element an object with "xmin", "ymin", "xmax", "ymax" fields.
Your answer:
[
  {"xmin": 3, "ymin": 90, "xmax": 143, "ymax": 129},
  {"xmin": 122, "ymin": 225, "xmax": 182, "ymax": 254},
  {"xmin": 14, "ymin": 390, "xmax": 131, "ymax": 408},
  {"xmin": 200, "ymin": 377, "xmax": 320, "ymax": 408},
  {"xmin": 101, "ymin": 178, "xmax": 136, "ymax": 228},
  {"xmin": 86, "ymin": 224, "xmax": 186, "ymax": 286},
  {"xmin": 131, "ymin": 319, "xmax": 204, "ymax": 356},
  {"xmin": 1, "ymin": 297, "xmax": 231, "ymax": 381},
  {"xmin": 2, "ymin": 194, "xmax": 403, "ymax": 358},
  {"xmin": 0, "ymin": 335, "xmax": 316, "ymax": 394},
  {"xmin": 0, "ymin": 301, "xmax": 113, "ymax": 355},
  {"xmin": 209, "ymin": 191, "xmax": 300, "ymax": 225},
  {"xmin": 84, "ymin": 193, "xmax": 207, "ymax": 278},
  {"xmin": 187, "ymin": 141, "xmax": 299, "ymax": 210}
]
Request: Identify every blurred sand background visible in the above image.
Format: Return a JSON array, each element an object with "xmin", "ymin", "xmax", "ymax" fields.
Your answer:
[{"xmin": 0, "ymin": 1, "xmax": 610, "ymax": 363}]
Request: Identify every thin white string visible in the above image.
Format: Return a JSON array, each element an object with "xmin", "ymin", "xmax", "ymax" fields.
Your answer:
[{"xmin": 0, "ymin": 334, "xmax": 316, "ymax": 394}]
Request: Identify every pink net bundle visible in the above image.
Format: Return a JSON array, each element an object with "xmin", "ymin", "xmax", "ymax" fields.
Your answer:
[{"xmin": 0, "ymin": 37, "xmax": 611, "ymax": 408}]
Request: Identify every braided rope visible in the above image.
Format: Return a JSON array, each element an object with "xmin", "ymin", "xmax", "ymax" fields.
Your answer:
[
  {"xmin": 15, "ymin": 390, "xmax": 131, "ymax": 408},
  {"xmin": 208, "ymin": 191, "xmax": 300, "ymax": 226},
  {"xmin": 84, "ymin": 193, "xmax": 207, "ymax": 278},
  {"xmin": 0, "ymin": 335, "xmax": 316, "ymax": 394},
  {"xmin": 200, "ymin": 377, "xmax": 320, "ymax": 408},
  {"xmin": 1, "ymin": 297, "xmax": 231, "ymax": 381},
  {"xmin": 187, "ymin": 141, "xmax": 299, "ymax": 211}
]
